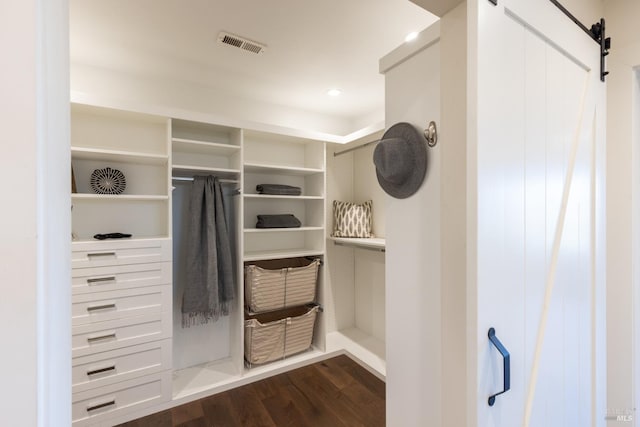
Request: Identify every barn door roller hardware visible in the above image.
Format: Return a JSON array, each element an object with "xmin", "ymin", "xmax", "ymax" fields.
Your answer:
[
  {"xmin": 548, "ymin": 0, "xmax": 610, "ymax": 82},
  {"xmin": 488, "ymin": 0, "xmax": 611, "ymax": 82}
]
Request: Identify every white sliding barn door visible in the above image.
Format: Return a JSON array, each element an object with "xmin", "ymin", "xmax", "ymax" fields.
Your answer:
[{"xmin": 472, "ymin": 1, "xmax": 606, "ymax": 426}]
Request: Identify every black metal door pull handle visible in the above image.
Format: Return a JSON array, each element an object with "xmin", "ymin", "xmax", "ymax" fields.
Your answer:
[{"xmin": 488, "ymin": 327, "xmax": 510, "ymax": 406}]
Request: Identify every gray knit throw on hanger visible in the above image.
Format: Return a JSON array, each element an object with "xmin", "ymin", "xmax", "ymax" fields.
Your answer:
[{"xmin": 183, "ymin": 175, "xmax": 234, "ymax": 327}]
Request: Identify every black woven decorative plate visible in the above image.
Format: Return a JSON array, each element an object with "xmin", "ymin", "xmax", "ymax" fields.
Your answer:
[{"xmin": 90, "ymin": 167, "xmax": 126, "ymax": 194}]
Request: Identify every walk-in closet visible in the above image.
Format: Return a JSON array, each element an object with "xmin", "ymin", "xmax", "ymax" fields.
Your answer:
[{"xmin": 69, "ymin": 102, "xmax": 335, "ymax": 425}]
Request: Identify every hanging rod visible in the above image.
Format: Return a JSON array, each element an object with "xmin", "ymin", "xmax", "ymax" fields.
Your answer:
[
  {"xmin": 333, "ymin": 140, "xmax": 378, "ymax": 157},
  {"xmin": 172, "ymin": 176, "xmax": 239, "ymax": 184},
  {"xmin": 332, "ymin": 240, "xmax": 386, "ymax": 253}
]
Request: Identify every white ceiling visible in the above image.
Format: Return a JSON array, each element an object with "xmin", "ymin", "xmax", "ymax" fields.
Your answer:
[{"xmin": 70, "ymin": 0, "xmax": 438, "ymax": 133}]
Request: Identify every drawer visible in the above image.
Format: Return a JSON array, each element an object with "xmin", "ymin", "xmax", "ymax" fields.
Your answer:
[
  {"xmin": 72, "ymin": 285, "xmax": 171, "ymax": 325},
  {"xmin": 72, "ymin": 371, "xmax": 171, "ymax": 426},
  {"xmin": 72, "ymin": 339, "xmax": 171, "ymax": 394},
  {"xmin": 72, "ymin": 313, "xmax": 171, "ymax": 358},
  {"xmin": 72, "ymin": 262, "xmax": 171, "ymax": 295},
  {"xmin": 72, "ymin": 238, "xmax": 171, "ymax": 269}
]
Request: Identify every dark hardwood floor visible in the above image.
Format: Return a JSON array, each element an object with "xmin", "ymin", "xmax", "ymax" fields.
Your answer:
[{"xmin": 116, "ymin": 355, "xmax": 385, "ymax": 427}]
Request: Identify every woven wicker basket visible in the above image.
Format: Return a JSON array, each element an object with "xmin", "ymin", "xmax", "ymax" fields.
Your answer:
[
  {"xmin": 244, "ymin": 304, "xmax": 319, "ymax": 366},
  {"xmin": 244, "ymin": 258, "xmax": 319, "ymax": 313}
]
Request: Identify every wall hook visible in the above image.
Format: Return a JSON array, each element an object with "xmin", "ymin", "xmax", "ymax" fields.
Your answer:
[{"xmin": 424, "ymin": 121, "xmax": 438, "ymax": 147}]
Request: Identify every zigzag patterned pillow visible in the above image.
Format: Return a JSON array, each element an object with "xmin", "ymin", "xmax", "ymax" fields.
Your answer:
[{"xmin": 332, "ymin": 200, "xmax": 373, "ymax": 238}]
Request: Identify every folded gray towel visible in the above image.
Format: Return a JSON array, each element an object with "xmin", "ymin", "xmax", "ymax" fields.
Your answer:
[
  {"xmin": 256, "ymin": 214, "xmax": 302, "ymax": 228},
  {"xmin": 256, "ymin": 184, "xmax": 302, "ymax": 196}
]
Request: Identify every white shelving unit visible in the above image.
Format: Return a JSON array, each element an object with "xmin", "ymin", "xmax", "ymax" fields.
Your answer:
[
  {"xmin": 243, "ymin": 130, "xmax": 325, "ymax": 262},
  {"xmin": 169, "ymin": 119, "xmax": 244, "ymax": 399},
  {"xmin": 68, "ymin": 103, "xmax": 359, "ymax": 427},
  {"xmin": 171, "ymin": 120, "xmax": 242, "ymax": 181},
  {"xmin": 70, "ymin": 104, "xmax": 173, "ymax": 426},
  {"xmin": 71, "ymin": 104, "xmax": 171, "ymax": 241}
]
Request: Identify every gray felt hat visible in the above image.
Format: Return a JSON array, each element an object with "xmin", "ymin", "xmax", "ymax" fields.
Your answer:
[{"xmin": 373, "ymin": 122, "xmax": 427, "ymax": 199}]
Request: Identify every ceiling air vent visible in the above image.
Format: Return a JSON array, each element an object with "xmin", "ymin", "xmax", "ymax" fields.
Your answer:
[{"xmin": 217, "ymin": 31, "xmax": 266, "ymax": 55}]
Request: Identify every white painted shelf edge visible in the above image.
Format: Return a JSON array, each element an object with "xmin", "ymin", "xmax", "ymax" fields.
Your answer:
[
  {"xmin": 172, "ymin": 165, "xmax": 241, "ymax": 174},
  {"xmin": 71, "ymin": 194, "xmax": 169, "ymax": 201},
  {"xmin": 243, "ymin": 194, "xmax": 324, "ymax": 200},
  {"xmin": 71, "ymin": 236, "xmax": 171, "ymax": 245},
  {"xmin": 172, "ymin": 138, "xmax": 241, "ymax": 155},
  {"xmin": 244, "ymin": 226, "xmax": 324, "ymax": 233},
  {"xmin": 244, "ymin": 162, "xmax": 324, "ymax": 176},
  {"xmin": 330, "ymin": 237, "xmax": 386, "ymax": 250},
  {"xmin": 71, "ymin": 146, "xmax": 168, "ymax": 164},
  {"xmin": 243, "ymin": 249, "xmax": 324, "ymax": 261}
]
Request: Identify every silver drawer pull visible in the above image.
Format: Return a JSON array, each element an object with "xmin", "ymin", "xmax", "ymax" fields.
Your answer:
[
  {"xmin": 86, "ymin": 276, "xmax": 116, "ymax": 285},
  {"xmin": 87, "ymin": 303, "xmax": 116, "ymax": 312},
  {"xmin": 86, "ymin": 365, "xmax": 116, "ymax": 376},
  {"xmin": 87, "ymin": 252, "xmax": 116, "ymax": 258},
  {"xmin": 87, "ymin": 333, "xmax": 116, "ymax": 344},
  {"xmin": 86, "ymin": 399, "xmax": 115, "ymax": 412}
]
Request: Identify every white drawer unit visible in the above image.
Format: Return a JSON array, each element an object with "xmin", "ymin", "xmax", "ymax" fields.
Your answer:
[
  {"xmin": 72, "ymin": 285, "xmax": 171, "ymax": 325},
  {"xmin": 71, "ymin": 238, "xmax": 171, "ymax": 269},
  {"xmin": 72, "ymin": 313, "xmax": 171, "ymax": 358},
  {"xmin": 72, "ymin": 371, "xmax": 172, "ymax": 427},
  {"xmin": 70, "ymin": 106, "xmax": 174, "ymax": 426},
  {"xmin": 72, "ymin": 262, "xmax": 171, "ymax": 295},
  {"xmin": 72, "ymin": 339, "xmax": 171, "ymax": 394}
]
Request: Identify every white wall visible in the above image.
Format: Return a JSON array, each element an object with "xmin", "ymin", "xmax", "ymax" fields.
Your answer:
[
  {"xmin": 439, "ymin": 4, "xmax": 467, "ymax": 427},
  {"xmin": 563, "ymin": 0, "xmax": 604, "ymax": 28},
  {"xmin": 604, "ymin": 0, "xmax": 640, "ymax": 423},
  {"xmin": 412, "ymin": 0, "xmax": 602, "ymax": 22},
  {"xmin": 0, "ymin": 1, "xmax": 71, "ymax": 426},
  {"xmin": 71, "ymin": 63, "xmax": 357, "ymax": 139},
  {"xmin": 383, "ymin": 21, "xmax": 443, "ymax": 427}
]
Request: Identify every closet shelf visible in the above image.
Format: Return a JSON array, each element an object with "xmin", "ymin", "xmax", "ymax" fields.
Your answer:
[
  {"xmin": 244, "ymin": 249, "xmax": 325, "ymax": 262},
  {"xmin": 243, "ymin": 194, "xmax": 323, "ymax": 200},
  {"xmin": 172, "ymin": 138, "xmax": 241, "ymax": 155},
  {"xmin": 72, "ymin": 194, "xmax": 169, "ymax": 201},
  {"xmin": 330, "ymin": 237, "xmax": 386, "ymax": 251},
  {"xmin": 172, "ymin": 165, "xmax": 241, "ymax": 179},
  {"xmin": 244, "ymin": 163, "xmax": 324, "ymax": 176},
  {"xmin": 71, "ymin": 147, "xmax": 169, "ymax": 165},
  {"xmin": 244, "ymin": 226, "xmax": 324, "ymax": 233}
]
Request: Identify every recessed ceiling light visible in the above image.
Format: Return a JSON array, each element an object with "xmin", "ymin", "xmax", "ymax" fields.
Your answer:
[
  {"xmin": 327, "ymin": 89, "xmax": 342, "ymax": 97},
  {"xmin": 405, "ymin": 31, "xmax": 419, "ymax": 42}
]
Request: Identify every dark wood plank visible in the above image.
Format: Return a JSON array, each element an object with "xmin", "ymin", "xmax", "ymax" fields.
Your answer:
[
  {"xmin": 281, "ymin": 378, "xmax": 350, "ymax": 427},
  {"xmin": 332, "ymin": 354, "xmax": 386, "ymax": 400},
  {"xmin": 287, "ymin": 364, "xmax": 369, "ymax": 427},
  {"xmin": 200, "ymin": 392, "xmax": 243, "ymax": 427},
  {"xmin": 115, "ymin": 409, "xmax": 173, "ymax": 427},
  {"xmin": 261, "ymin": 389, "xmax": 311, "ymax": 427},
  {"xmin": 119, "ymin": 355, "xmax": 385, "ymax": 427},
  {"xmin": 171, "ymin": 401, "xmax": 204, "ymax": 425},
  {"xmin": 314, "ymin": 358, "xmax": 355, "ymax": 390},
  {"xmin": 228, "ymin": 384, "xmax": 278, "ymax": 427},
  {"xmin": 174, "ymin": 418, "xmax": 207, "ymax": 427}
]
